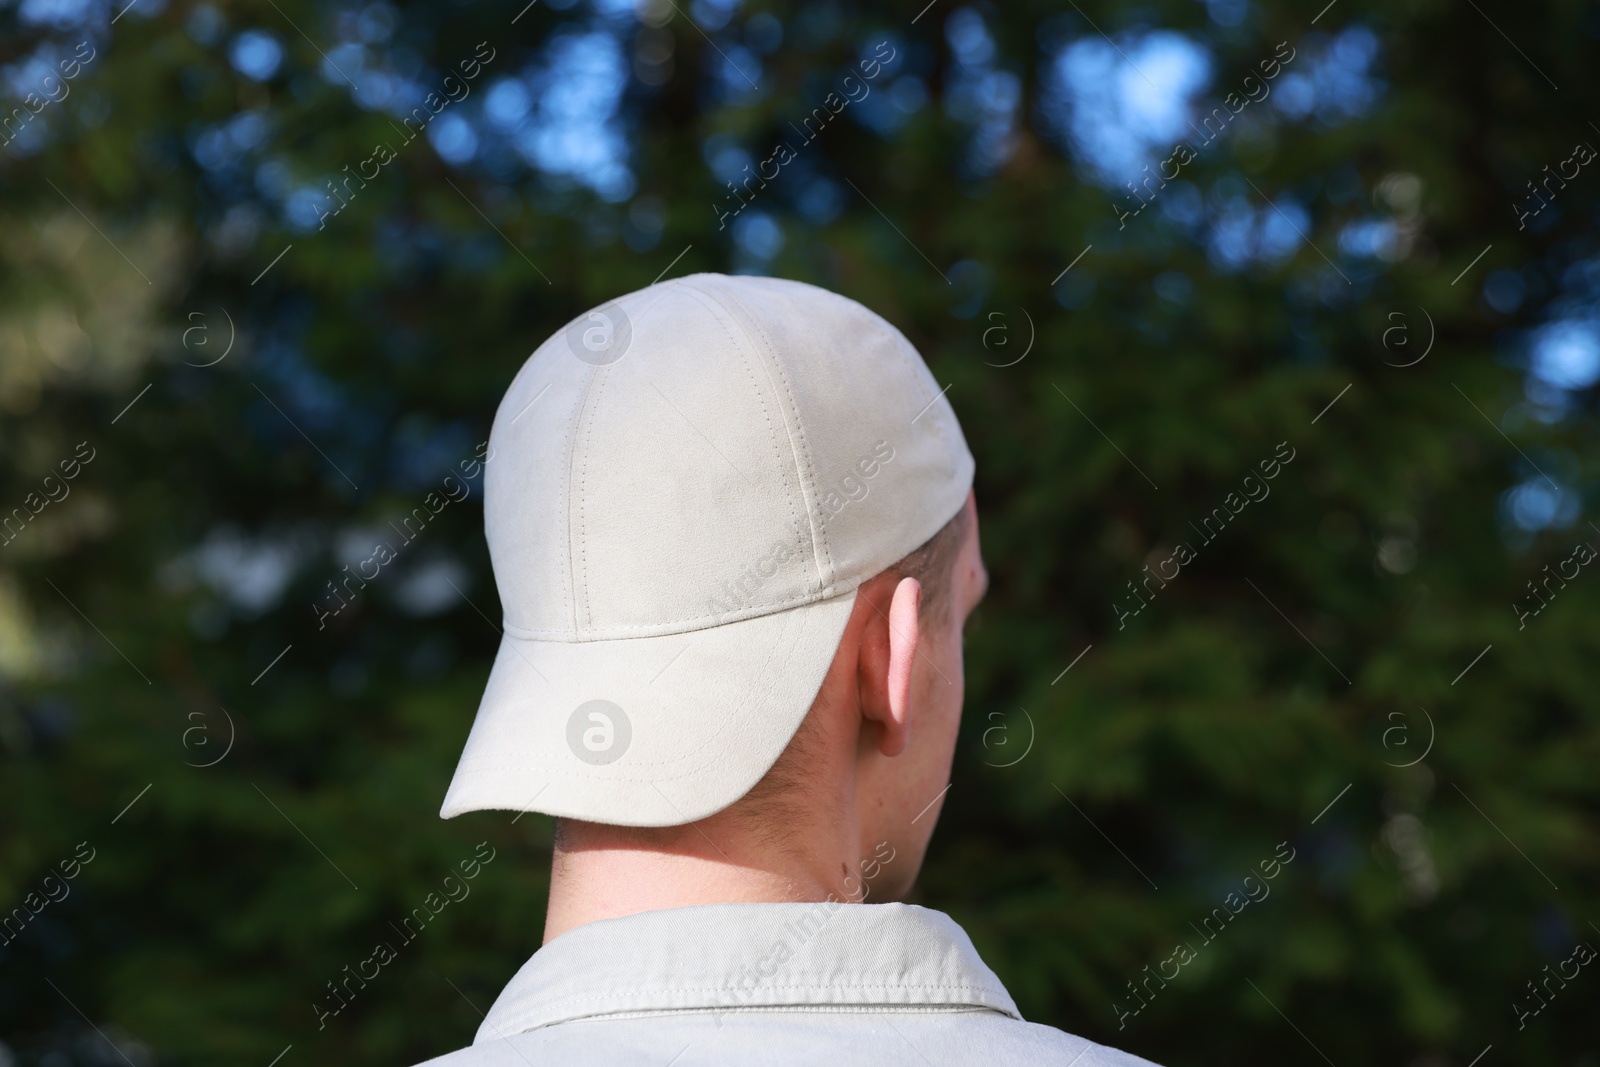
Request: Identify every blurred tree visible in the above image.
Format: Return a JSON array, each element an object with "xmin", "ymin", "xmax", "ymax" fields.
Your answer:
[{"xmin": 1, "ymin": 0, "xmax": 1597, "ymax": 1065}]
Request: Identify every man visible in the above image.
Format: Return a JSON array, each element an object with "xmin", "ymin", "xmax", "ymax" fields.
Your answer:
[{"xmin": 420, "ymin": 274, "xmax": 1156, "ymax": 1066}]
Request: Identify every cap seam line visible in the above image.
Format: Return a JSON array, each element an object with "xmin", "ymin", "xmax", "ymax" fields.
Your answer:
[
  {"xmin": 501, "ymin": 583, "xmax": 856, "ymax": 638},
  {"xmin": 678, "ymin": 278, "xmax": 819, "ymax": 590},
  {"xmin": 560, "ymin": 363, "xmax": 602, "ymax": 638},
  {"xmin": 574, "ymin": 355, "xmax": 618, "ymax": 633},
  {"xmin": 713, "ymin": 281, "xmax": 834, "ymax": 585},
  {"xmin": 695, "ymin": 290, "xmax": 800, "ymax": 581}
]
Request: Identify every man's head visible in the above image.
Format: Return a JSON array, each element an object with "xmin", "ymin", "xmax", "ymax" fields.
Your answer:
[
  {"xmin": 556, "ymin": 489, "xmax": 986, "ymax": 902},
  {"xmin": 743, "ymin": 488, "xmax": 987, "ymax": 899},
  {"xmin": 440, "ymin": 273, "xmax": 979, "ymax": 907}
]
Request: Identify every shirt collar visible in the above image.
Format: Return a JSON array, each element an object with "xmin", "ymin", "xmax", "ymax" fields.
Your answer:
[{"xmin": 475, "ymin": 901, "xmax": 1021, "ymax": 1042}]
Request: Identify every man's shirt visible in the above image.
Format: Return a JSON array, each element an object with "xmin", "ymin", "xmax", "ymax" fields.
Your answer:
[{"xmin": 415, "ymin": 901, "xmax": 1159, "ymax": 1066}]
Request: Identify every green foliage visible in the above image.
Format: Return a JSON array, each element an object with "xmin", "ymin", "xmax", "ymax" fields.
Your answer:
[{"xmin": 2, "ymin": 0, "xmax": 1598, "ymax": 1064}]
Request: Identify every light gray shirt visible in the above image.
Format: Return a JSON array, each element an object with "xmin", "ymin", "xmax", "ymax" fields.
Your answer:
[{"xmin": 414, "ymin": 901, "xmax": 1160, "ymax": 1066}]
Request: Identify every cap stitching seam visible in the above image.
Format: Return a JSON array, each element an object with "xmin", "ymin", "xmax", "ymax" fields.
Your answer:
[
  {"xmin": 707, "ymin": 305, "xmax": 799, "ymax": 573},
  {"xmin": 574, "ymin": 359, "xmax": 618, "ymax": 634},
  {"xmin": 675, "ymin": 281, "xmax": 806, "ymax": 589},
  {"xmin": 738, "ymin": 299, "xmax": 832, "ymax": 581},
  {"xmin": 560, "ymin": 286, "xmax": 684, "ymax": 637},
  {"xmin": 689, "ymin": 279, "xmax": 831, "ymax": 586},
  {"xmin": 561, "ymin": 371, "xmax": 592, "ymax": 634},
  {"xmin": 501, "ymin": 582, "xmax": 855, "ymax": 638},
  {"xmin": 559, "ymin": 368, "xmax": 596, "ymax": 635}
]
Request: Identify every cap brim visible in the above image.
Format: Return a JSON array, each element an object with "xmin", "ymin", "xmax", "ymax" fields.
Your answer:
[{"xmin": 440, "ymin": 589, "xmax": 858, "ymax": 827}]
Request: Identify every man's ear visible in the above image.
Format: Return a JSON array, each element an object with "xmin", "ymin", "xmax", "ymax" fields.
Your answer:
[{"xmin": 859, "ymin": 577, "xmax": 920, "ymax": 757}]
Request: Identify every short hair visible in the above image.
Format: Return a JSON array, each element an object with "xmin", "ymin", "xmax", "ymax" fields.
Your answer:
[
  {"xmin": 552, "ymin": 503, "xmax": 970, "ymax": 849},
  {"xmin": 878, "ymin": 502, "xmax": 970, "ymax": 629}
]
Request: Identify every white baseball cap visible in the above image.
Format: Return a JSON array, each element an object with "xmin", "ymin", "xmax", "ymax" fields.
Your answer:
[{"xmin": 440, "ymin": 273, "xmax": 974, "ymax": 827}]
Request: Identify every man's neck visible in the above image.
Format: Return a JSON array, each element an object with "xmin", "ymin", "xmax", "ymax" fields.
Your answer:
[{"xmin": 543, "ymin": 820, "xmax": 860, "ymax": 944}]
